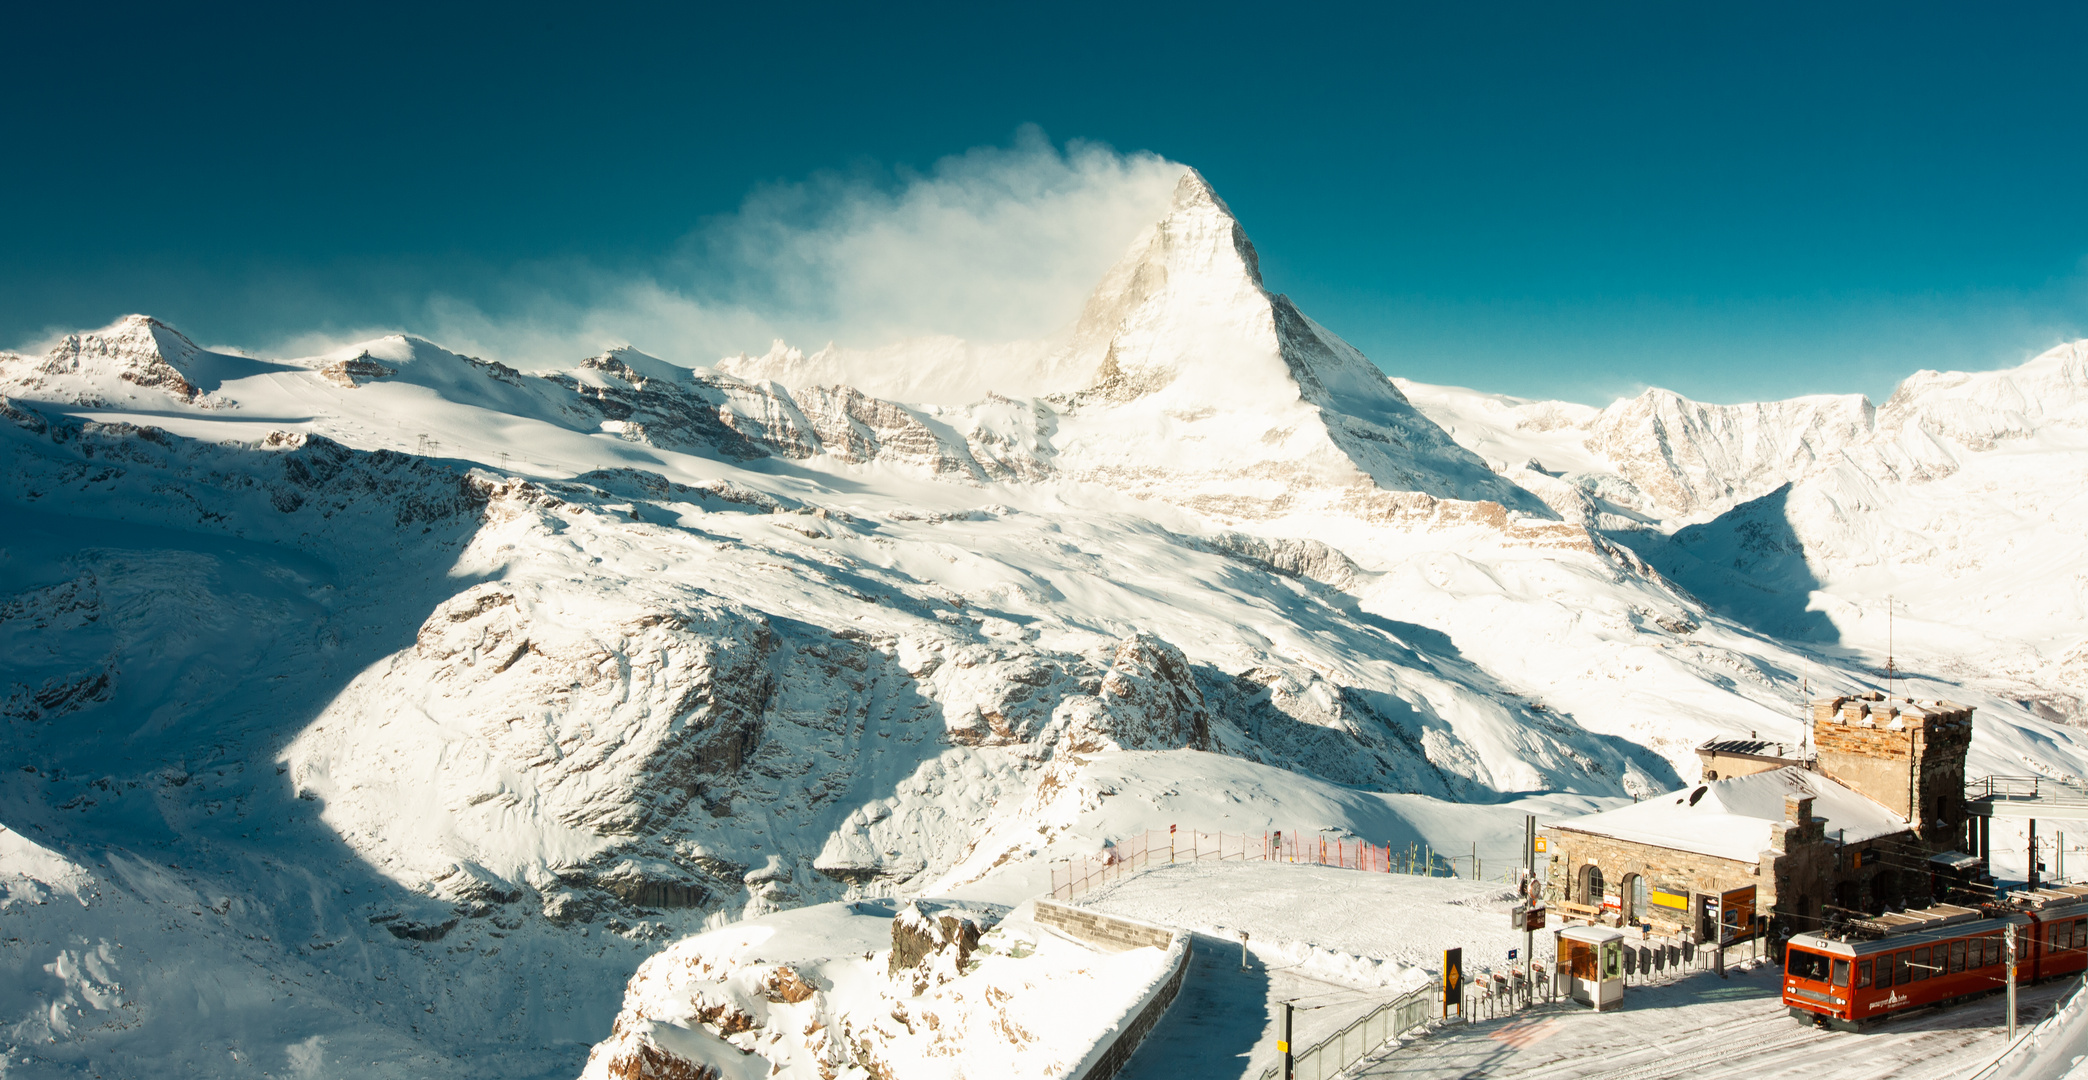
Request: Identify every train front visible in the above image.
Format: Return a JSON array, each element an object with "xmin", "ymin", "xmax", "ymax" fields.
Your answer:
[{"xmin": 1783, "ymin": 934, "xmax": 1858, "ymax": 1025}]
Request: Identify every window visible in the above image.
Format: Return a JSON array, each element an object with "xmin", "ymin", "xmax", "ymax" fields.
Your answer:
[
  {"xmin": 1912, "ymin": 947, "xmax": 1931, "ymax": 982},
  {"xmin": 1857, "ymin": 960, "xmax": 1874, "ymax": 988},
  {"xmin": 1788, "ymin": 950, "xmax": 1831, "ymax": 981},
  {"xmin": 1988, "ymin": 937, "xmax": 2003, "ymax": 967},
  {"xmin": 1950, "ymin": 941, "xmax": 1966, "ymax": 973},
  {"xmin": 1832, "ymin": 959, "xmax": 1851, "ymax": 987},
  {"xmin": 2075, "ymin": 920, "xmax": 2086, "ymax": 950},
  {"xmin": 1896, "ymin": 951, "xmax": 1913, "ymax": 986},
  {"xmin": 1580, "ymin": 864, "xmax": 1605, "ymax": 906}
]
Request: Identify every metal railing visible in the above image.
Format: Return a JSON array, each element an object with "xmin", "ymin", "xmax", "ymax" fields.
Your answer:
[
  {"xmin": 1257, "ymin": 984, "xmax": 1434, "ymax": 1080},
  {"xmin": 1970, "ymin": 776, "xmax": 2088, "ymax": 805},
  {"xmin": 1241, "ymin": 933, "xmax": 1739, "ymax": 1080}
]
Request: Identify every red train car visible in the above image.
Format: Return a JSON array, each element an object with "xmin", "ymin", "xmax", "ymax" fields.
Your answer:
[{"xmin": 1783, "ymin": 886, "xmax": 2088, "ymax": 1029}]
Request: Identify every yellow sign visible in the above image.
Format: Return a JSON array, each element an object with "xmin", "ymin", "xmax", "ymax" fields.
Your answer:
[
  {"xmin": 1533, "ymin": 837, "xmax": 1549, "ymax": 853},
  {"xmin": 1277, "ymin": 1041, "xmax": 1289, "ymax": 1054},
  {"xmin": 1650, "ymin": 889, "xmax": 1689, "ymax": 910}
]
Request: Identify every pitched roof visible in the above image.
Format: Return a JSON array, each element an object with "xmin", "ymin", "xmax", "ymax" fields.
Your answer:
[{"xmin": 1549, "ymin": 766, "xmax": 1910, "ymax": 863}]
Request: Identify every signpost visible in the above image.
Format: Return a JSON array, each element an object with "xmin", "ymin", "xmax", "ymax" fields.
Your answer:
[
  {"xmin": 1280, "ymin": 1001, "xmax": 1294, "ymax": 1080},
  {"xmin": 1523, "ymin": 814, "xmax": 1538, "ymax": 1001},
  {"xmin": 1445, "ymin": 947, "xmax": 1464, "ymax": 1018}
]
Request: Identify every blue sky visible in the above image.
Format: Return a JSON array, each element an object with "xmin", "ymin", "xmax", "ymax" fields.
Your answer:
[{"xmin": 5, "ymin": 1, "xmax": 2086, "ymax": 404}]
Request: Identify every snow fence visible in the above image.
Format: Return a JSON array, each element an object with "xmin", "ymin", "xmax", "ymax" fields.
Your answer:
[
  {"xmin": 1034, "ymin": 901, "xmax": 1191, "ymax": 1080},
  {"xmin": 1051, "ymin": 828, "xmax": 1468, "ymax": 902}
]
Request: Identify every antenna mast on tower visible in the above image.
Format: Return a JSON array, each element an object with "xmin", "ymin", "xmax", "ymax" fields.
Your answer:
[{"xmin": 1885, "ymin": 594, "xmax": 1896, "ymax": 699}]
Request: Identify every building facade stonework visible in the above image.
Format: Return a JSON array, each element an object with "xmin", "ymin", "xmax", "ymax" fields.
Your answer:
[
  {"xmin": 1810, "ymin": 694, "xmax": 1972, "ymax": 847},
  {"xmin": 1543, "ymin": 692, "xmax": 1974, "ymax": 942}
]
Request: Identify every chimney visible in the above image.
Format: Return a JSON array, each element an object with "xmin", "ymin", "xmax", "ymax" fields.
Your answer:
[{"xmin": 1785, "ymin": 794, "xmax": 1815, "ymax": 829}]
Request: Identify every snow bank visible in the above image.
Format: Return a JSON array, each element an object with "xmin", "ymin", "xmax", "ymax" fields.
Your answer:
[{"xmin": 580, "ymin": 899, "xmax": 1182, "ymax": 1080}]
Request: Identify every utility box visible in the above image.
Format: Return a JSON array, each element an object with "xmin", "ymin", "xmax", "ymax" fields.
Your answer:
[{"xmin": 1557, "ymin": 925, "xmax": 1627, "ymax": 1011}]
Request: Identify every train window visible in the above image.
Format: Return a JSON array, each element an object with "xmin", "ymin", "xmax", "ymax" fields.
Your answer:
[
  {"xmin": 1832, "ymin": 959, "xmax": 1850, "ymax": 987},
  {"xmin": 1857, "ymin": 960, "xmax": 1873, "ymax": 988},
  {"xmin": 2076, "ymin": 920, "xmax": 2086, "ymax": 949},
  {"xmin": 1950, "ymin": 941, "xmax": 1966, "ymax": 973},
  {"xmin": 1897, "ymin": 951, "xmax": 1913, "ymax": 985},
  {"xmin": 1788, "ymin": 950, "xmax": 1830, "ymax": 981},
  {"xmin": 1912, "ymin": 947, "xmax": 1931, "ymax": 981},
  {"xmin": 1988, "ymin": 937, "xmax": 2003, "ymax": 967}
]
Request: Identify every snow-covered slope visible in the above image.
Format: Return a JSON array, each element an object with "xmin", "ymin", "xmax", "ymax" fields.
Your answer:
[
  {"xmin": 7, "ymin": 172, "xmax": 2088, "ymax": 1079},
  {"xmin": 1399, "ymin": 340, "xmax": 2088, "ymax": 721}
]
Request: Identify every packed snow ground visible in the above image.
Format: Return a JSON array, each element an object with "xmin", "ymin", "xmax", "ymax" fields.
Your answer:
[
  {"xmin": 1077, "ymin": 861, "xmax": 1527, "ymax": 988},
  {"xmin": 1355, "ymin": 960, "xmax": 2080, "ymax": 1080}
]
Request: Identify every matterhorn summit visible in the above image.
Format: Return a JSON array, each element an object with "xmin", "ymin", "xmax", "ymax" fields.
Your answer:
[{"xmin": 1040, "ymin": 170, "xmax": 1546, "ymax": 521}]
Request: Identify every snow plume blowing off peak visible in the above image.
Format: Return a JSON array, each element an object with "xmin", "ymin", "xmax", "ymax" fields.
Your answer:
[{"xmin": 410, "ymin": 130, "xmax": 1191, "ymax": 394}]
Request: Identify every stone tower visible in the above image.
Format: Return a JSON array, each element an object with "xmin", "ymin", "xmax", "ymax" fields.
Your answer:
[{"xmin": 1810, "ymin": 692, "xmax": 1974, "ymax": 847}]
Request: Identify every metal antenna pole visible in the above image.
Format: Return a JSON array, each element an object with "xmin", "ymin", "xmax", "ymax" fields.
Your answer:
[
  {"xmin": 2006, "ymin": 924, "xmax": 2019, "ymax": 1041},
  {"xmin": 1886, "ymin": 594, "xmax": 1895, "ymax": 699}
]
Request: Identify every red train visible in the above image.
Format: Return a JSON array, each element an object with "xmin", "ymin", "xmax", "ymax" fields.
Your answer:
[{"xmin": 1783, "ymin": 885, "xmax": 2088, "ymax": 1029}]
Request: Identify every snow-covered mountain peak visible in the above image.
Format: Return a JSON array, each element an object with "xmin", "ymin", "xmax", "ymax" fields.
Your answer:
[
  {"xmin": 1068, "ymin": 169, "xmax": 1272, "ymax": 404},
  {"xmin": 0, "ymin": 312, "xmax": 229, "ymax": 408},
  {"xmin": 1876, "ymin": 339, "xmax": 2088, "ymax": 450},
  {"xmin": 1045, "ymin": 171, "xmax": 1548, "ymax": 520},
  {"xmin": 576, "ymin": 344, "xmax": 695, "ymax": 386}
]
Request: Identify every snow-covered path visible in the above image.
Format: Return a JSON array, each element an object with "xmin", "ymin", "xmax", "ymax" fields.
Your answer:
[
  {"xmin": 1114, "ymin": 933, "xmax": 1271, "ymax": 1080},
  {"xmin": 1114, "ymin": 931, "xmax": 1387, "ymax": 1080},
  {"xmin": 1353, "ymin": 964, "xmax": 2077, "ymax": 1080}
]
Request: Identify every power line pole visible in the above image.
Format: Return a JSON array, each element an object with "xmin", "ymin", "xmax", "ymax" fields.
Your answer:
[{"xmin": 1996, "ymin": 923, "xmax": 2012, "ymax": 1040}]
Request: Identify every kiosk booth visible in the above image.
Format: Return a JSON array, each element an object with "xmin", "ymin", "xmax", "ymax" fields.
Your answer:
[{"xmin": 1556, "ymin": 925, "xmax": 1626, "ymax": 1011}]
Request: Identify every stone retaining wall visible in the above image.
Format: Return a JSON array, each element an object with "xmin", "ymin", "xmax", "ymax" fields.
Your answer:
[
  {"xmin": 1064, "ymin": 931, "xmax": 1190, "ymax": 1080},
  {"xmin": 1034, "ymin": 900, "xmax": 1174, "ymax": 952}
]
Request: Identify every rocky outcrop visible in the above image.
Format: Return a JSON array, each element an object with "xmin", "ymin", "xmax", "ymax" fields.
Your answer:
[{"xmin": 319, "ymin": 352, "xmax": 397, "ymax": 387}]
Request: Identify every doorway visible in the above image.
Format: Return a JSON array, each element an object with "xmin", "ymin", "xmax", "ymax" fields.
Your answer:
[{"xmin": 1579, "ymin": 864, "xmax": 1605, "ymax": 906}]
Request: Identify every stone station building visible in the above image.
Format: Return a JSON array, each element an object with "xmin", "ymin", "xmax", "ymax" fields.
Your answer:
[{"xmin": 1544, "ymin": 692, "xmax": 1977, "ymax": 944}]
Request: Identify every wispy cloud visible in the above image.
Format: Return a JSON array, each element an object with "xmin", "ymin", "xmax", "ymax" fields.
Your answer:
[{"xmin": 301, "ymin": 128, "xmax": 1186, "ymax": 371}]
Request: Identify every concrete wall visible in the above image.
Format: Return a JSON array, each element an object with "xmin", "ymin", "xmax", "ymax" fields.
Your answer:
[
  {"xmin": 1035, "ymin": 900, "xmax": 1176, "ymax": 952},
  {"xmin": 1697, "ymin": 749, "xmax": 1803, "ymax": 781}
]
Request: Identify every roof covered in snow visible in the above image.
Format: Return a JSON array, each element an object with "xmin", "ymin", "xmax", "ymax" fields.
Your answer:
[{"xmin": 1548, "ymin": 766, "xmax": 1910, "ymax": 863}]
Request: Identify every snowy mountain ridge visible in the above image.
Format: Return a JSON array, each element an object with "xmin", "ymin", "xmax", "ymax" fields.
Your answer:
[{"xmin": 6, "ymin": 168, "xmax": 2088, "ymax": 1079}]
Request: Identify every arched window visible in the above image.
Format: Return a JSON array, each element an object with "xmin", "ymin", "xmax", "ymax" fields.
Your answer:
[{"xmin": 1579, "ymin": 863, "xmax": 1605, "ymax": 906}]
